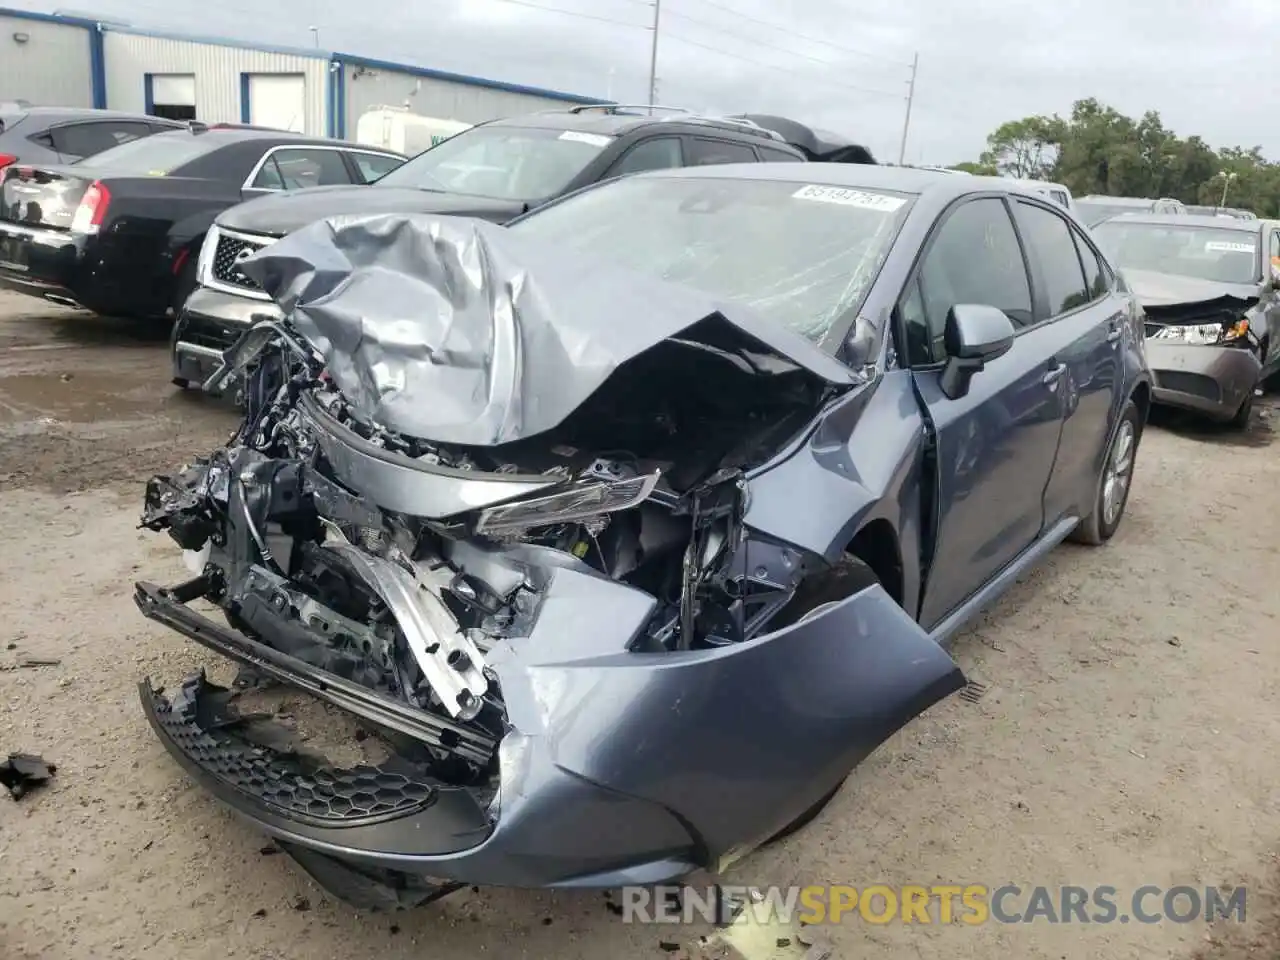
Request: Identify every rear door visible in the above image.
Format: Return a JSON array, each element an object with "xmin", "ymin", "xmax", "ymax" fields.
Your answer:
[
  {"xmin": 242, "ymin": 146, "xmax": 358, "ymax": 198},
  {"xmin": 901, "ymin": 195, "xmax": 1068, "ymax": 630},
  {"xmin": 599, "ymin": 136, "xmax": 684, "ymax": 181},
  {"xmin": 344, "ymin": 149, "xmax": 405, "ymax": 184},
  {"xmin": 1013, "ymin": 198, "xmax": 1127, "ymax": 528}
]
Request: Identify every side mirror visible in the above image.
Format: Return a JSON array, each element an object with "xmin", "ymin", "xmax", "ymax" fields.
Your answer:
[{"xmin": 939, "ymin": 304, "xmax": 1016, "ymax": 400}]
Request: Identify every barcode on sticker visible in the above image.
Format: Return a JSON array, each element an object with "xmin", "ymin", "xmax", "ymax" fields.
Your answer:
[
  {"xmin": 792, "ymin": 185, "xmax": 906, "ymax": 211},
  {"xmin": 558, "ymin": 130, "xmax": 612, "ymax": 147},
  {"xmin": 1204, "ymin": 241, "xmax": 1255, "ymax": 253}
]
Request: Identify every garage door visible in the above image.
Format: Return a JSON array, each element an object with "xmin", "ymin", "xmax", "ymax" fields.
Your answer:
[{"xmin": 246, "ymin": 74, "xmax": 306, "ymax": 133}]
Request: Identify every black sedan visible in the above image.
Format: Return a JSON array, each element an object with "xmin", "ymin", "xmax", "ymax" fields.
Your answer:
[{"xmin": 0, "ymin": 127, "xmax": 405, "ymax": 320}]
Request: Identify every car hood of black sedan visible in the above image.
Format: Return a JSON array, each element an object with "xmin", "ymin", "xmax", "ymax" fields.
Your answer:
[{"xmin": 216, "ymin": 185, "xmax": 525, "ymax": 237}]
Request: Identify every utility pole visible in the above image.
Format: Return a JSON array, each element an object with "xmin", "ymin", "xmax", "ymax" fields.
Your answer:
[
  {"xmin": 647, "ymin": 0, "xmax": 662, "ymax": 113},
  {"xmin": 897, "ymin": 51, "xmax": 918, "ymax": 166}
]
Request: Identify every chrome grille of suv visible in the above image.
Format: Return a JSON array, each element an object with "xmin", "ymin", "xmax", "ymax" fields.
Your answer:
[{"xmin": 210, "ymin": 229, "xmax": 270, "ymax": 292}]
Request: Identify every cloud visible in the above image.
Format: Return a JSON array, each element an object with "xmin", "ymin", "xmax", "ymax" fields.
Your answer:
[{"xmin": 14, "ymin": 0, "xmax": 1280, "ymax": 162}]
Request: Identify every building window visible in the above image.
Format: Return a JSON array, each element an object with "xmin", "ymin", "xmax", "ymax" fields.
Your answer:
[{"xmin": 147, "ymin": 74, "xmax": 196, "ymax": 122}]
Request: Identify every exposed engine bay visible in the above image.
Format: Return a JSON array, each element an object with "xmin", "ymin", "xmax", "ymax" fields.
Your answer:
[{"xmin": 141, "ymin": 310, "xmax": 839, "ymax": 794}]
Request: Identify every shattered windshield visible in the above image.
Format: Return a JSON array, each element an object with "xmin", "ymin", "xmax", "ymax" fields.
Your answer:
[
  {"xmin": 508, "ymin": 175, "xmax": 912, "ymax": 344},
  {"xmin": 1093, "ymin": 222, "xmax": 1261, "ymax": 284},
  {"xmin": 373, "ymin": 124, "xmax": 613, "ymax": 201}
]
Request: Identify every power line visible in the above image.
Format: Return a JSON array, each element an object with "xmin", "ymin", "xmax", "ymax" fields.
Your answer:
[
  {"xmin": 662, "ymin": 30, "xmax": 906, "ymax": 100},
  {"xmin": 680, "ymin": 0, "xmax": 914, "ymax": 68},
  {"xmin": 479, "ymin": 0, "xmax": 650, "ymax": 29},
  {"xmin": 666, "ymin": 7, "xmax": 871, "ymax": 72}
]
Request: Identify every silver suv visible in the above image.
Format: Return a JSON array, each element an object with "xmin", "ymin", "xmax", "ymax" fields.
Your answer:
[{"xmin": 1075, "ymin": 195, "xmax": 1186, "ymax": 227}]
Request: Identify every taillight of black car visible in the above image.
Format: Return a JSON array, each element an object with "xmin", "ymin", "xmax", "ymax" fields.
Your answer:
[{"xmin": 70, "ymin": 181, "xmax": 110, "ymax": 235}]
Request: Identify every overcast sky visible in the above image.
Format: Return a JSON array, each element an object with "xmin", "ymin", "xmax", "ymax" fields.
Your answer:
[{"xmin": 17, "ymin": 0, "xmax": 1280, "ymax": 163}]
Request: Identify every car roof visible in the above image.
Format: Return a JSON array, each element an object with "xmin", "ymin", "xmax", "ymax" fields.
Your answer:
[
  {"xmin": 635, "ymin": 162, "xmax": 1071, "ymax": 203},
  {"xmin": 1075, "ymin": 196, "xmax": 1167, "ymax": 205},
  {"xmin": 1096, "ymin": 213, "xmax": 1261, "ymax": 231},
  {"xmin": 482, "ymin": 108, "xmax": 798, "ymax": 148},
  {"xmin": 144, "ymin": 127, "xmax": 384, "ymax": 150},
  {"xmin": 3, "ymin": 106, "xmax": 179, "ymax": 123}
]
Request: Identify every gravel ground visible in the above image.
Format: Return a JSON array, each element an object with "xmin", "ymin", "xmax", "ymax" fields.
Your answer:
[{"xmin": 2, "ymin": 290, "xmax": 1279, "ymax": 960}]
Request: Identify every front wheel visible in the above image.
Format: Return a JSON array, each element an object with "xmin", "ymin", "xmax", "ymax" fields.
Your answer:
[
  {"xmin": 1227, "ymin": 389, "xmax": 1254, "ymax": 430},
  {"xmin": 1070, "ymin": 398, "xmax": 1141, "ymax": 546}
]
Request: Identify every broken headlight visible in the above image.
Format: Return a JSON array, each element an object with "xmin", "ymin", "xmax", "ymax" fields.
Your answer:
[
  {"xmin": 1150, "ymin": 319, "xmax": 1249, "ymax": 346},
  {"xmin": 474, "ymin": 472, "xmax": 660, "ymax": 537}
]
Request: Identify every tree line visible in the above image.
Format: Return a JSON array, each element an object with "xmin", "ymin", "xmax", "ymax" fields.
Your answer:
[{"xmin": 951, "ymin": 98, "xmax": 1279, "ymax": 216}]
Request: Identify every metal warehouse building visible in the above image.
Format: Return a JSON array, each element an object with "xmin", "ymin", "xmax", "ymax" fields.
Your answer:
[{"xmin": 0, "ymin": 6, "xmax": 600, "ymax": 138}]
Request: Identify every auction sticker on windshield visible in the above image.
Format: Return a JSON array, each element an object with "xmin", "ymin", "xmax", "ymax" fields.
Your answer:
[
  {"xmin": 792, "ymin": 184, "xmax": 906, "ymax": 211},
  {"xmin": 559, "ymin": 130, "xmax": 611, "ymax": 147},
  {"xmin": 1204, "ymin": 241, "xmax": 1255, "ymax": 253}
]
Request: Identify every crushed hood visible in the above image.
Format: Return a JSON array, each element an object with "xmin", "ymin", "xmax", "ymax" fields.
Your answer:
[
  {"xmin": 238, "ymin": 212, "xmax": 856, "ymax": 447},
  {"xmin": 1123, "ymin": 268, "xmax": 1260, "ymax": 309}
]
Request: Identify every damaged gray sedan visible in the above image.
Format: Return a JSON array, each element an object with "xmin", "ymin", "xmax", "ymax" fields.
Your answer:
[
  {"xmin": 1092, "ymin": 214, "xmax": 1280, "ymax": 426},
  {"xmin": 135, "ymin": 166, "xmax": 1152, "ymax": 909}
]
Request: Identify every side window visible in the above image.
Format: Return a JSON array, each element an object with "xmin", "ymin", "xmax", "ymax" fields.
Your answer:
[
  {"xmin": 253, "ymin": 156, "xmax": 286, "ymax": 190},
  {"xmin": 50, "ymin": 121, "xmax": 152, "ymax": 158},
  {"xmin": 757, "ymin": 145, "xmax": 804, "ymax": 163},
  {"xmin": 900, "ymin": 197, "xmax": 1033, "ymax": 365},
  {"xmin": 252, "ymin": 148, "xmax": 353, "ymax": 190},
  {"xmin": 607, "ymin": 137, "xmax": 683, "ymax": 177},
  {"xmin": 687, "ymin": 138, "xmax": 757, "ymax": 166},
  {"xmin": 1013, "ymin": 200, "xmax": 1090, "ymax": 316},
  {"xmin": 349, "ymin": 151, "xmax": 403, "ymax": 183},
  {"xmin": 1070, "ymin": 226, "xmax": 1108, "ymax": 300},
  {"xmin": 1050, "ymin": 190, "xmax": 1069, "ymax": 208}
]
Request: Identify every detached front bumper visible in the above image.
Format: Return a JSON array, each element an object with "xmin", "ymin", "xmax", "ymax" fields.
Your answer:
[
  {"xmin": 1146, "ymin": 341, "xmax": 1260, "ymax": 419},
  {"xmin": 172, "ymin": 285, "xmax": 282, "ymax": 387},
  {"xmin": 135, "ymin": 566, "xmax": 964, "ymax": 893}
]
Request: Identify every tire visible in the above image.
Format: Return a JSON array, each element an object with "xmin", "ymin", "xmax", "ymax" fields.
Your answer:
[
  {"xmin": 1070, "ymin": 398, "xmax": 1141, "ymax": 546},
  {"xmin": 1228, "ymin": 389, "xmax": 1254, "ymax": 430}
]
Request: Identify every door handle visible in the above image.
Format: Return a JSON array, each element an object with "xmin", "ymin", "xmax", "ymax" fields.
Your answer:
[{"xmin": 1042, "ymin": 362, "xmax": 1066, "ymax": 385}]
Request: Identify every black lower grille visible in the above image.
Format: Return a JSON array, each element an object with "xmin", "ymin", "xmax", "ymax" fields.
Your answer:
[
  {"xmin": 148, "ymin": 673, "xmax": 440, "ymax": 825},
  {"xmin": 1155, "ymin": 371, "xmax": 1221, "ymax": 402},
  {"xmin": 211, "ymin": 232, "xmax": 269, "ymax": 291}
]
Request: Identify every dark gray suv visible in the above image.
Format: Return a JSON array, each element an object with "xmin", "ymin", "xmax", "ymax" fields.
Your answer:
[{"xmin": 0, "ymin": 106, "xmax": 187, "ymax": 172}]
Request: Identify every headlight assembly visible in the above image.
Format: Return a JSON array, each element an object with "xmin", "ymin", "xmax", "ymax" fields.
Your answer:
[
  {"xmin": 474, "ymin": 471, "xmax": 661, "ymax": 537},
  {"xmin": 1150, "ymin": 319, "xmax": 1250, "ymax": 346}
]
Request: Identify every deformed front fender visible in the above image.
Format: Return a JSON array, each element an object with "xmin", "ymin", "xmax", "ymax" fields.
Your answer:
[{"xmin": 490, "ymin": 571, "xmax": 965, "ymax": 870}]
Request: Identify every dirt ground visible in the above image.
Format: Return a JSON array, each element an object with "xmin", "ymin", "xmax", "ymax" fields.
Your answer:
[{"xmin": 2, "ymin": 288, "xmax": 1280, "ymax": 960}]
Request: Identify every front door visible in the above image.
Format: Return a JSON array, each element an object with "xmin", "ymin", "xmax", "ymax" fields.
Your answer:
[{"xmin": 899, "ymin": 195, "xmax": 1067, "ymax": 630}]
